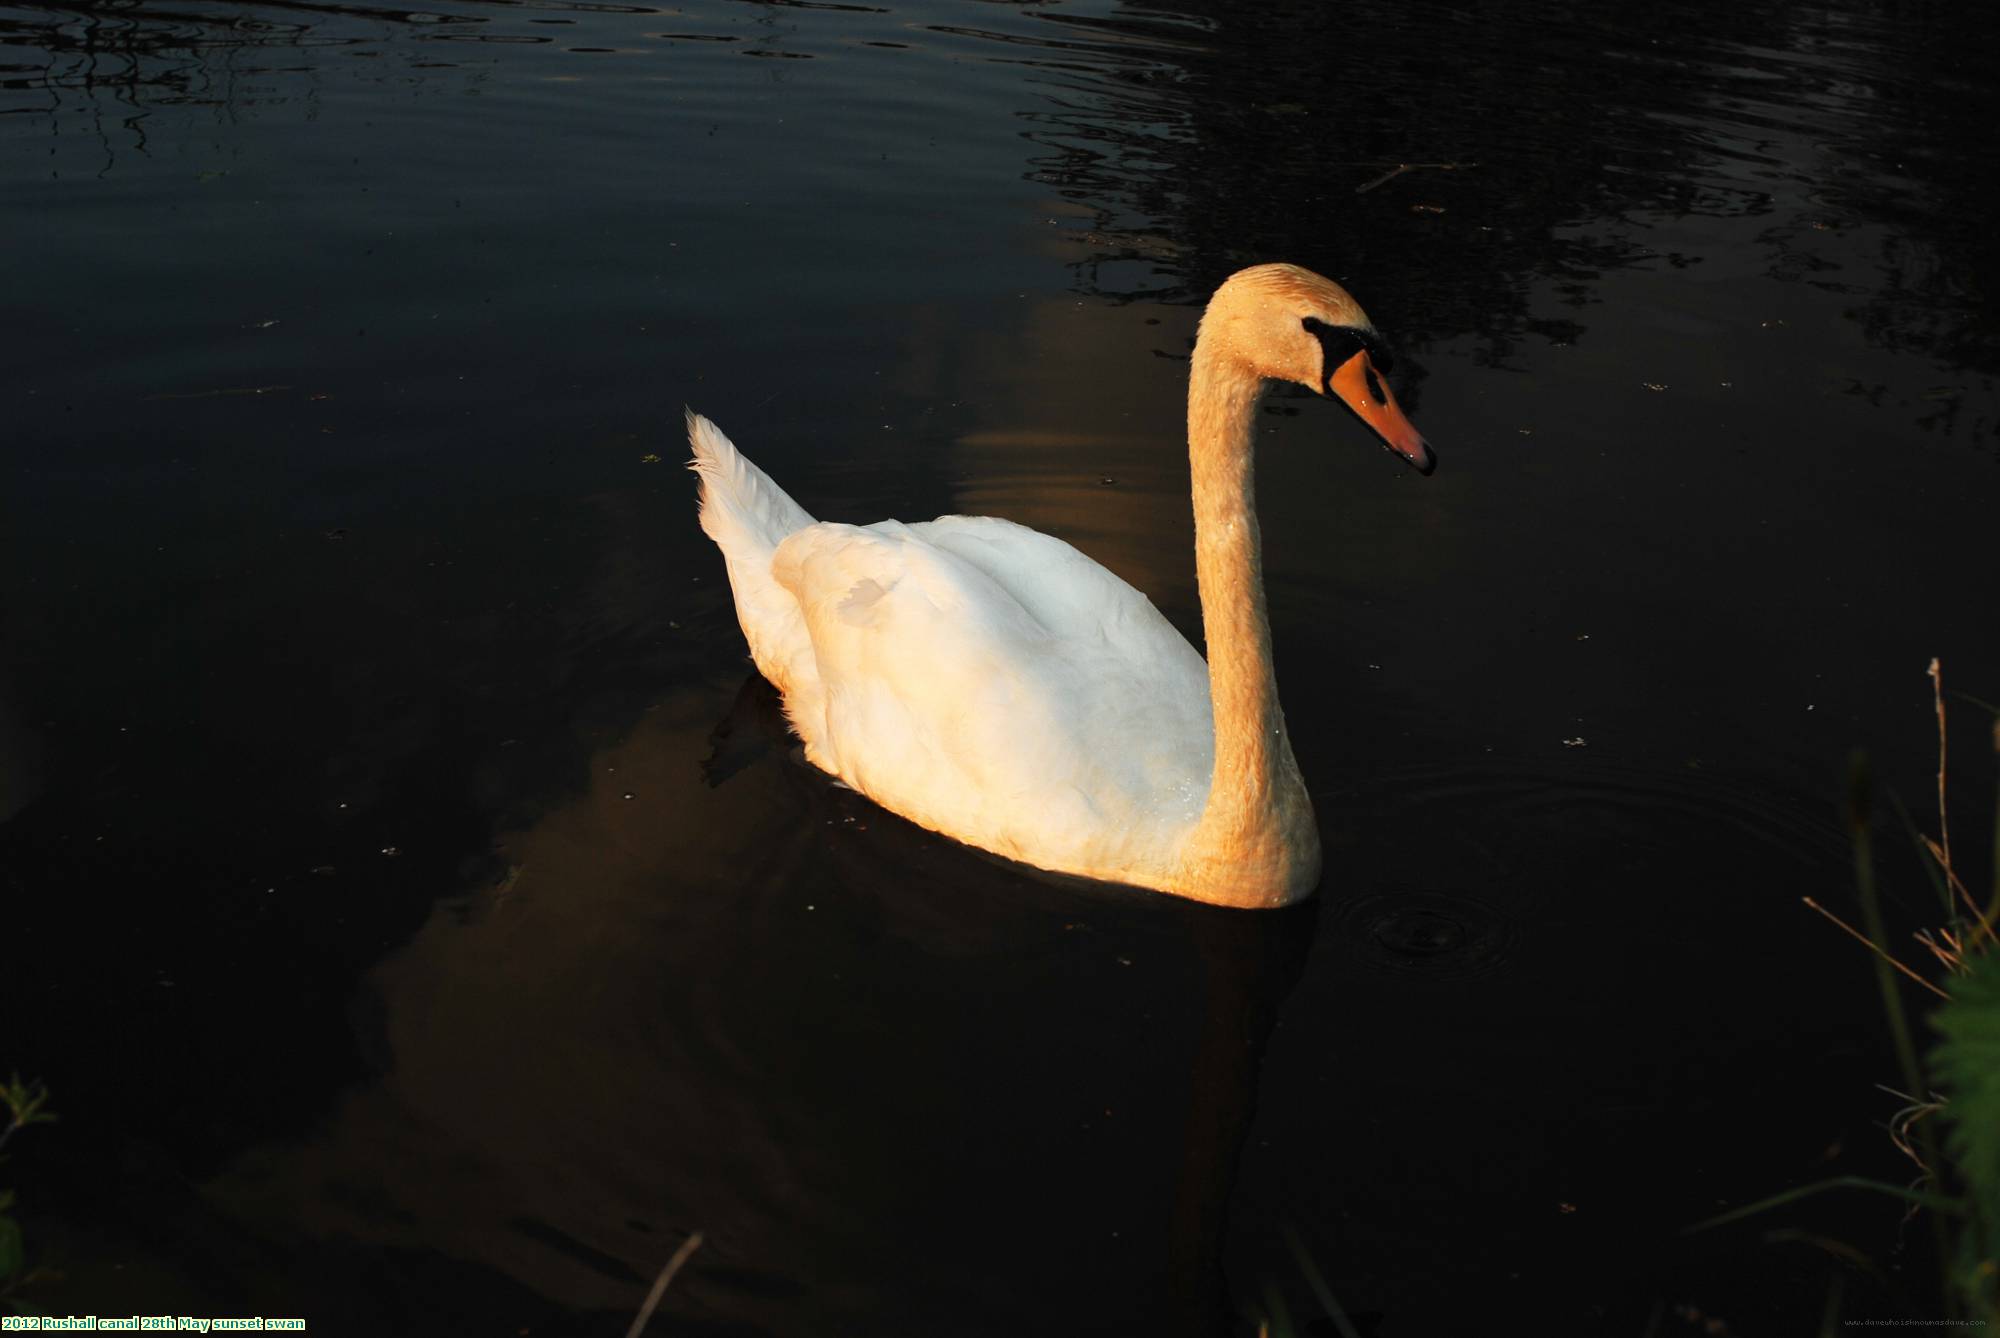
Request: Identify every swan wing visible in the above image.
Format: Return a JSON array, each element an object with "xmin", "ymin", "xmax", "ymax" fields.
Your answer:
[
  {"xmin": 771, "ymin": 517, "xmax": 1212, "ymax": 877},
  {"xmin": 907, "ymin": 514, "xmax": 1193, "ymax": 653}
]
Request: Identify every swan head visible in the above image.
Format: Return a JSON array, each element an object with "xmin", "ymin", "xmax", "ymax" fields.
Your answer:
[{"xmin": 1203, "ymin": 263, "xmax": 1436, "ymax": 475}]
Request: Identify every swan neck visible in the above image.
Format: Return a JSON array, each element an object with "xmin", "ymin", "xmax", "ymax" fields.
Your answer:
[{"xmin": 1184, "ymin": 339, "xmax": 1316, "ymax": 901}]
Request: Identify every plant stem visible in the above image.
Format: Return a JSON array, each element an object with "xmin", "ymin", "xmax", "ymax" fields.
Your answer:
[
  {"xmin": 1802, "ymin": 898, "xmax": 1949, "ymax": 1000},
  {"xmin": 1933, "ymin": 660, "xmax": 1954, "ymax": 901},
  {"xmin": 624, "ymin": 1230, "xmax": 703, "ymax": 1338},
  {"xmin": 1853, "ymin": 754, "xmax": 1930, "ymax": 1102},
  {"xmin": 1849, "ymin": 751, "xmax": 1956, "ymax": 1312},
  {"xmin": 1686, "ymin": 1173, "xmax": 1962, "ymax": 1233},
  {"xmin": 1281, "ymin": 1226, "xmax": 1363, "ymax": 1338},
  {"xmin": 1989, "ymin": 717, "xmax": 1999, "ymax": 926}
]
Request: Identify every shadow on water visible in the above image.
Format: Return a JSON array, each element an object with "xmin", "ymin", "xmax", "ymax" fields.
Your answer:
[{"xmin": 183, "ymin": 671, "xmax": 1319, "ymax": 1335}]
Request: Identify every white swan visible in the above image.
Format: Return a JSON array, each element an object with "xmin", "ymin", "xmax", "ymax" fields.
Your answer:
[{"xmin": 689, "ymin": 263, "xmax": 1434, "ymax": 908}]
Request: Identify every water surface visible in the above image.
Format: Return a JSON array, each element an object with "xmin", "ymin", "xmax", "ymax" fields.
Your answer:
[{"xmin": 4, "ymin": 0, "xmax": 1998, "ymax": 1333}]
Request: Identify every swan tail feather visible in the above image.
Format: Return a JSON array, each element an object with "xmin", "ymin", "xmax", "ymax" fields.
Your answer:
[
  {"xmin": 686, "ymin": 410, "xmax": 820, "ymax": 703},
  {"xmin": 687, "ymin": 408, "xmax": 816, "ymax": 547}
]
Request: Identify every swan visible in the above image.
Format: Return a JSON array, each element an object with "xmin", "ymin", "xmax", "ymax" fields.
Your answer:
[{"xmin": 688, "ymin": 263, "xmax": 1434, "ymax": 908}]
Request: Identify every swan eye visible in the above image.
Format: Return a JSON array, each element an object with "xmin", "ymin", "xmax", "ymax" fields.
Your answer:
[{"xmin": 1301, "ymin": 316, "xmax": 1397, "ymax": 390}]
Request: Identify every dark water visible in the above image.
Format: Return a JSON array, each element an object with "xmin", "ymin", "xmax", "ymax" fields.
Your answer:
[{"xmin": 4, "ymin": 0, "xmax": 1998, "ymax": 1332}]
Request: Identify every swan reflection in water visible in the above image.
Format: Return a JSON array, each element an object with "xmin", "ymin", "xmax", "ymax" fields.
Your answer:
[{"xmin": 206, "ymin": 665, "xmax": 1317, "ymax": 1335}]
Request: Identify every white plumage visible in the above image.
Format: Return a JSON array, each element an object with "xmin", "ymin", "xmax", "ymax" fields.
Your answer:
[
  {"xmin": 688, "ymin": 263, "xmax": 1433, "ymax": 907},
  {"xmin": 689, "ymin": 411, "xmax": 1213, "ymax": 886}
]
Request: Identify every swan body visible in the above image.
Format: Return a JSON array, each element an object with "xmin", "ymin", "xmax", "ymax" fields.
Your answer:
[{"xmin": 690, "ymin": 263, "xmax": 1433, "ymax": 908}]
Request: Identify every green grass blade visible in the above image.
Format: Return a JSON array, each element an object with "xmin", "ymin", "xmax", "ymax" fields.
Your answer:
[{"xmin": 1684, "ymin": 1175, "xmax": 1963, "ymax": 1234}]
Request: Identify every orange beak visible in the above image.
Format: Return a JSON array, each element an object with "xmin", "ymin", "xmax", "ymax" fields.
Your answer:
[{"xmin": 1327, "ymin": 350, "xmax": 1435, "ymax": 475}]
